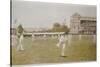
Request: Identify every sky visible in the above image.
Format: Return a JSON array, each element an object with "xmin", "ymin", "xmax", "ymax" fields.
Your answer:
[{"xmin": 12, "ymin": 0, "xmax": 96, "ymax": 28}]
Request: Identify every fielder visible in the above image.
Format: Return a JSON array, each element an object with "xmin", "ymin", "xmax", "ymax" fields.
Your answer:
[
  {"xmin": 57, "ymin": 34, "xmax": 68, "ymax": 57},
  {"xmin": 32, "ymin": 33, "xmax": 35, "ymax": 41}
]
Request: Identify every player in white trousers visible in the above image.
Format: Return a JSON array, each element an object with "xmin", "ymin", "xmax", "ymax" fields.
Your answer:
[
  {"xmin": 57, "ymin": 34, "xmax": 68, "ymax": 57},
  {"xmin": 17, "ymin": 33, "xmax": 24, "ymax": 51},
  {"xmin": 32, "ymin": 33, "xmax": 35, "ymax": 41}
]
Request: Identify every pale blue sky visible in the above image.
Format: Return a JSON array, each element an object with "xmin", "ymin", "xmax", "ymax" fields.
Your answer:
[{"xmin": 12, "ymin": 1, "xmax": 96, "ymax": 28}]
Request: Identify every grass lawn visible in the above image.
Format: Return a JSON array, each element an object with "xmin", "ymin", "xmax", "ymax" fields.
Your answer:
[{"xmin": 11, "ymin": 36, "xmax": 96, "ymax": 65}]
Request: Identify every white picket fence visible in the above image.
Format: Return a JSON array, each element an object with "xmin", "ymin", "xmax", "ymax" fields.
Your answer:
[
  {"xmin": 67, "ymin": 34, "xmax": 96, "ymax": 45},
  {"xmin": 11, "ymin": 33, "xmax": 96, "ymax": 46}
]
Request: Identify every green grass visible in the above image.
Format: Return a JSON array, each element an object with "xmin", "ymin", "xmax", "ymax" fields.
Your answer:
[{"xmin": 11, "ymin": 36, "xmax": 96, "ymax": 65}]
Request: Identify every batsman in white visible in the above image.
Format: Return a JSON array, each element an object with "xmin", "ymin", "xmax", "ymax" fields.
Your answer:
[{"xmin": 57, "ymin": 34, "xmax": 68, "ymax": 57}]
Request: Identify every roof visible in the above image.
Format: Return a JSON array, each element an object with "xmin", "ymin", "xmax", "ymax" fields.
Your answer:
[{"xmin": 71, "ymin": 13, "xmax": 81, "ymax": 18}]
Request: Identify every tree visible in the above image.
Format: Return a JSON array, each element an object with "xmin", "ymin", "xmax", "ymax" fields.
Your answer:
[
  {"xmin": 61, "ymin": 24, "xmax": 69, "ymax": 32},
  {"xmin": 51, "ymin": 22, "xmax": 69, "ymax": 33},
  {"xmin": 53, "ymin": 23, "xmax": 61, "ymax": 27},
  {"xmin": 52, "ymin": 22, "xmax": 61, "ymax": 32}
]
